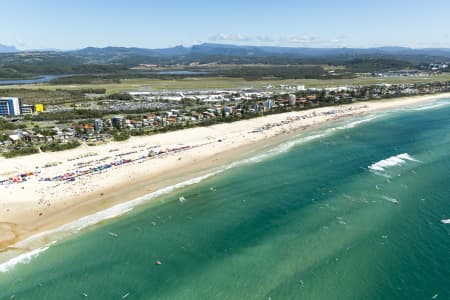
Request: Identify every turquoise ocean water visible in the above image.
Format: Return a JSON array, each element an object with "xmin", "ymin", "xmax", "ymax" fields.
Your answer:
[{"xmin": 1, "ymin": 99, "xmax": 449, "ymax": 299}]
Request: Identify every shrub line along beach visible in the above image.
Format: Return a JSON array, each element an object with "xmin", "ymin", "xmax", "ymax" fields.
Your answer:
[{"xmin": 1, "ymin": 93, "xmax": 449, "ymax": 263}]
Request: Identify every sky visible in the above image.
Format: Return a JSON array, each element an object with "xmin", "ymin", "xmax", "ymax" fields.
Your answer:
[{"xmin": 1, "ymin": 0, "xmax": 450, "ymax": 50}]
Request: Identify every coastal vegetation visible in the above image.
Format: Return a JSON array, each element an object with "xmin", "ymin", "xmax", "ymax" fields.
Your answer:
[
  {"xmin": 112, "ymin": 132, "xmax": 130, "ymax": 141},
  {"xmin": 3, "ymin": 146, "xmax": 39, "ymax": 158},
  {"xmin": 0, "ymin": 118, "xmax": 25, "ymax": 130},
  {"xmin": 0, "ymin": 88, "xmax": 104, "ymax": 105},
  {"xmin": 40, "ymin": 141, "xmax": 81, "ymax": 152}
]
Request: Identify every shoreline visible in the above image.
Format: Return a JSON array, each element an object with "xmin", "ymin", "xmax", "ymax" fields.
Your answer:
[{"xmin": 1, "ymin": 92, "xmax": 450, "ymax": 264}]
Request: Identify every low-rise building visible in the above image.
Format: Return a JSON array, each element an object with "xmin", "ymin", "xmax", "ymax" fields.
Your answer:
[
  {"xmin": 20, "ymin": 104, "xmax": 35, "ymax": 114},
  {"xmin": 35, "ymin": 103, "xmax": 45, "ymax": 113}
]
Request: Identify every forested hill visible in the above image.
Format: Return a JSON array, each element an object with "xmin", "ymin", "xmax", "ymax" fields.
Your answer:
[{"xmin": 0, "ymin": 43, "xmax": 449, "ymax": 79}]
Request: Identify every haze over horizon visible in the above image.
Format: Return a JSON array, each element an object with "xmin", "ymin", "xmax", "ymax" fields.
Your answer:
[{"xmin": 1, "ymin": 0, "xmax": 450, "ymax": 51}]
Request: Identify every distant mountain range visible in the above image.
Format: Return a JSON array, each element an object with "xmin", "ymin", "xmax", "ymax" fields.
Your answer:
[
  {"xmin": 67, "ymin": 43, "xmax": 450, "ymax": 59},
  {"xmin": 61, "ymin": 44, "xmax": 450, "ymax": 67},
  {"xmin": 2, "ymin": 43, "xmax": 450, "ymax": 59},
  {"xmin": 0, "ymin": 43, "xmax": 450, "ymax": 62},
  {"xmin": 1, "ymin": 43, "xmax": 449, "ymax": 77}
]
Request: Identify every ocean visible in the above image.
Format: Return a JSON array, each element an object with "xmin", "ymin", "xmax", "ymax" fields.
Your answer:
[{"xmin": 1, "ymin": 99, "xmax": 449, "ymax": 299}]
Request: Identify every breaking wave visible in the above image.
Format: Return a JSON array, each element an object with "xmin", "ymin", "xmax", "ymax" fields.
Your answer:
[
  {"xmin": 0, "ymin": 244, "xmax": 54, "ymax": 273},
  {"xmin": 369, "ymin": 153, "xmax": 419, "ymax": 172},
  {"xmin": 335, "ymin": 116, "xmax": 379, "ymax": 130},
  {"xmin": 265, "ymin": 134, "xmax": 327, "ymax": 156},
  {"xmin": 382, "ymin": 195, "xmax": 400, "ymax": 204},
  {"xmin": 413, "ymin": 102, "xmax": 450, "ymax": 111}
]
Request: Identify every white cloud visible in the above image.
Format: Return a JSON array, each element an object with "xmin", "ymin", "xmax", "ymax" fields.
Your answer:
[
  {"xmin": 328, "ymin": 35, "xmax": 347, "ymax": 44},
  {"xmin": 209, "ymin": 33, "xmax": 251, "ymax": 42},
  {"xmin": 284, "ymin": 35, "xmax": 315, "ymax": 44},
  {"xmin": 12, "ymin": 38, "xmax": 28, "ymax": 50},
  {"xmin": 208, "ymin": 33, "xmax": 349, "ymax": 47},
  {"xmin": 210, "ymin": 33, "xmax": 317, "ymax": 44},
  {"xmin": 254, "ymin": 35, "xmax": 275, "ymax": 43}
]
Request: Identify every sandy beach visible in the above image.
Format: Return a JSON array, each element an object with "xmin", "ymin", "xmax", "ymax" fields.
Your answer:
[{"xmin": 1, "ymin": 93, "xmax": 449, "ymax": 258}]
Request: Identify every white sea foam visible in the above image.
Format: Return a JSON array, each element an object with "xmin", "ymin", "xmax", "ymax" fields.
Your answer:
[
  {"xmin": 413, "ymin": 102, "xmax": 450, "ymax": 111},
  {"xmin": 335, "ymin": 116, "xmax": 378, "ymax": 130},
  {"xmin": 0, "ymin": 244, "xmax": 54, "ymax": 273},
  {"xmin": 382, "ymin": 195, "xmax": 400, "ymax": 204},
  {"xmin": 265, "ymin": 134, "xmax": 327, "ymax": 156},
  {"xmin": 369, "ymin": 153, "xmax": 419, "ymax": 172}
]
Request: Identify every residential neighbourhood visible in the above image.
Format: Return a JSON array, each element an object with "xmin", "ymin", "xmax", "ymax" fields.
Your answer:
[{"xmin": 1, "ymin": 80, "xmax": 450, "ymax": 157}]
